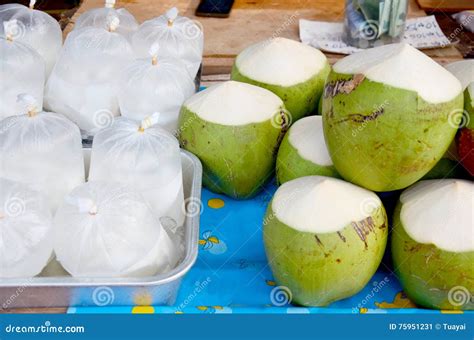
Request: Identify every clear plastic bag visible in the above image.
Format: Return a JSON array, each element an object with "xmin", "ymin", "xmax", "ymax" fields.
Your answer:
[
  {"xmin": 0, "ymin": 95, "xmax": 85, "ymax": 214},
  {"xmin": 0, "ymin": 23, "xmax": 44, "ymax": 121},
  {"xmin": 118, "ymin": 43, "xmax": 196, "ymax": 133},
  {"xmin": 44, "ymin": 16, "xmax": 134, "ymax": 137},
  {"xmin": 132, "ymin": 7, "xmax": 204, "ymax": 78},
  {"xmin": 0, "ymin": 178, "xmax": 53, "ymax": 278},
  {"xmin": 0, "ymin": 1, "xmax": 62, "ymax": 76},
  {"xmin": 73, "ymin": 0, "xmax": 138, "ymax": 41},
  {"xmin": 54, "ymin": 181, "xmax": 179, "ymax": 278},
  {"xmin": 89, "ymin": 116, "xmax": 185, "ymax": 229}
]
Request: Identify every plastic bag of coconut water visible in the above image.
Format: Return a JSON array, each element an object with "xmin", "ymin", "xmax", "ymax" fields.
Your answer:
[
  {"xmin": 0, "ymin": 95, "xmax": 85, "ymax": 214},
  {"xmin": 44, "ymin": 15, "xmax": 133, "ymax": 138},
  {"xmin": 132, "ymin": 7, "xmax": 204, "ymax": 78},
  {"xmin": 0, "ymin": 22, "xmax": 44, "ymax": 120},
  {"xmin": 88, "ymin": 116, "xmax": 185, "ymax": 242},
  {"xmin": 73, "ymin": 0, "xmax": 138, "ymax": 41},
  {"xmin": 54, "ymin": 181, "xmax": 180, "ymax": 277},
  {"xmin": 0, "ymin": 1, "xmax": 62, "ymax": 76},
  {"xmin": 0, "ymin": 178, "xmax": 53, "ymax": 278},
  {"xmin": 118, "ymin": 43, "xmax": 196, "ymax": 133}
]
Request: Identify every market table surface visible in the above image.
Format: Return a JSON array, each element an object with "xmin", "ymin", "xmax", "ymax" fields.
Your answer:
[
  {"xmin": 63, "ymin": 0, "xmax": 465, "ymax": 78},
  {"xmin": 1, "ymin": 0, "xmax": 469, "ymax": 314}
]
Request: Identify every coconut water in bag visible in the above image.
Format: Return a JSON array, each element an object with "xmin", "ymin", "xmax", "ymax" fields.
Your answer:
[
  {"xmin": 0, "ymin": 21, "xmax": 44, "ymax": 120},
  {"xmin": 0, "ymin": 95, "xmax": 85, "ymax": 214},
  {"xmin": 54, "ymin": 181, "xmax": 179, "ymax": 277},
  {"xmin": 0, "ymin": 178, "xmax": 53, "ymax": 278},
  {"xmin": 118, "ymin": 43, "xmax": 195, "ymax": 133},
  {"xmin": 0, "ymin": 0, "xmax": 62, "ymax": 76},
  {"xmin": 44, "ymin": 15, "xmax": 133, "ymax": 138}
]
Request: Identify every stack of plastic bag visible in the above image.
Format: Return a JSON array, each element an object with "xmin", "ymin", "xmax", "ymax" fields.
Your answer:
[
  {"xmin": 0, "ymin": 0, "xmax": 62, "ymax": 76},
  {"xmin": 73, "ymin": 0, "xmax": 138, "ymax": 40},
  {"xmin": 0, "ymin": 178, "xmax": 53, "ymax": 278},
  {"xmin": 0, "ymin": 95, "xmax": 85, "ymax": 214},
  {"xmin": 132, "ymin": 7, "xmax": 204, "ymax": 78},
  {"xmin": 0, "ymin": 20, "xmax": 44, "ymax": 120},
  {"xmin": 118, "ymin": 43, "xmax": 195, "ymax": 133},
  {"xmin": 54, "ymin": 181, "xmax": 179, "ymax": 277},
  {"xmin": 45, "ymin": 14, "xmax": 134, "ymax": 137}
]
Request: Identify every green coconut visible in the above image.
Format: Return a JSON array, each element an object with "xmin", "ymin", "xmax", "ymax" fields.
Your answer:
[
  {"xmin": 392, "ymin": 179, "xmax": 473, "ymax": 310},
  {"xmin": 264, "ymin": 176, "xmax": 388, "ymax": 306},
  {"xmin": 178, "ymin": 81, "xmax": 288, "ymax": 199},
  {"xmin": 276, "ymin": 116, "xmax": 340, "ymax": 184},
  {"xmin": 231, "ymin": 37, "xmax": 330, "ymax": 122},
  {"xmin": 322, "ymin": 43, "xmax": 464, "ymax": 192}
]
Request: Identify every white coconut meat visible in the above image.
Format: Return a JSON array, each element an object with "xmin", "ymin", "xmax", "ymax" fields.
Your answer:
[
  {"xmin": 288, "ymin": 115, "xmax": 333, "ymax": 166},
  {"xmin": 235, "ymin": 37, "xmax": 328, "ymax": 87},
  {"xmin": 333, "ymin": 43, "xmax": 462, "ymax": 104},
  {"xmin": 184, "ymin": 80, "xmax": 283, "ymax": 126},
  {"xmin": 400, "ymin": 179, "xmax": 474, "ymax": 253},
  {"xmin": 272, "ymin": 176, "xmax": 382, "ymax": 233},
  {"xmin": 445, "ymin": 60, "xmax": 474, "ymax": 105}
]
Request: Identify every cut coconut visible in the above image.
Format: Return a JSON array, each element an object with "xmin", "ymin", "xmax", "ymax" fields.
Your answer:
[
  {"xmin": 322, "ymin": 43, "xmax": 464, "ymax": 191},
  {"xmin": 264, "ymin": 176, "xmax": 388, "ymax": 306},
  {"xmin": 392, "ymin": 179, "xmax": 474, "ymax": 310},
  {"xmin": 276, "ymin": 116, "xmax": 339, "ymax": 184},
  {"xmin": 179, "ymin": 81, "xmax": 287, "ymax": 198},
  {"xmin": 231, "ymin": 37, "xmax": 330, "ymax": 121},
  {"xmin": 399, "ymin": 179, "xmax": 473, "ymax": 252},
  {"xmin": 184, "ymin": 80, "xmax": 283, "ymax": 125},
  {"xmin": 333, "ymin": 43, "xmax": 461, "ymax": 104},
  {"xmin": 273, "ymin": 176, "xmax": 383, "ymax": 233}
]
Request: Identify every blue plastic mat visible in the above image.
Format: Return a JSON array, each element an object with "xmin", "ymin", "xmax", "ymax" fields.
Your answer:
[{"xmin": 69, "ymin": 182, "xmax": 458, "ymax": 314}]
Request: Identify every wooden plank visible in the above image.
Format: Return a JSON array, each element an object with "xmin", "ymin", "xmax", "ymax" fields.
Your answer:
[{"xmin": 64, "ymin": 0, "xmax": 463, "ymax": 75}]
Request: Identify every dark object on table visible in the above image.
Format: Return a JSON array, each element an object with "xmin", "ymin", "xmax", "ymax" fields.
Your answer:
[{"xmin": 196, "ymin": 0, "xmax": 234, "ymax": 18}]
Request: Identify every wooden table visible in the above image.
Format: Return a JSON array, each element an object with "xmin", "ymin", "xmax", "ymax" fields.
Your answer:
[{"xmin": 65, "ymin": 0, "xmax": 464, "ymax": 78}]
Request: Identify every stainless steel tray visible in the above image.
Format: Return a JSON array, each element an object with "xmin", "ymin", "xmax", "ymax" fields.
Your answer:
[{"xmin": 0, "ymin": 149, "xmax": 202, "ymax": 309}]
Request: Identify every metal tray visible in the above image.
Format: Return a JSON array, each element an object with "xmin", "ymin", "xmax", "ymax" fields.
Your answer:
[{"xmin": 0, "ymin": 149, "xmax": 202, "ymax": 308}]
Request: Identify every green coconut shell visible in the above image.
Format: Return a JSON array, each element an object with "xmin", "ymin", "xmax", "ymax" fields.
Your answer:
[
  {"xmin": 263, "ymin": 203, "xmax": 388, "ymax": 306},
  {"xmin": 392, "ymin": 202, "xmax": 474, "ymax": 310},
  {"xmin": 178, "ymin": 106, "xmax": 287, "ymax": 199},
  {"xmin": 322, "ymin": 71, "xmax": 463, "ymax": 192}
]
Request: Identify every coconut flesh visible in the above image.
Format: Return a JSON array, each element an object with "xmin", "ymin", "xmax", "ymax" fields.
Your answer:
[
  {"xmin": 322, "ymin": 43, "xmax": 463, "ymax": 191},
  {"xmin": 392, "ymin": 179, "xmax": 473, "ymax": 310},
  {"xmin": 179, "ymin": 80, "xmax": 287, "ymax": 198},
  {"xmin": 231, "ymin": 37, "xmax": 330, "ymax": 121},
  {"xmin": 264, "ymin": 176, "xmax": 388, "ymax": 306},
  {"xmin": 276, "ymin": 115, "xmax": 339, "ymax": 184}
]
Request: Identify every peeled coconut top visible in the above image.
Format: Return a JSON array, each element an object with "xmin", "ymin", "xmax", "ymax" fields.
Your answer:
[
  {"xmin": 333, "ymin": 43, "xmax": 462, "ymax": 104},
  {"xmin": 272, "ymin": 176, "xmax": 382, "ymax": 233},
  {"xmin": 184, "ymin": 81, "xmax": 284, "ymax": 126},
  {"xmin": 400, "ymin": 179, "xmax": 474, "ymax": 253},
  {"xmin": 235, "ymin": 37, "xmax": 328, "ymax": 87},
  {"xmin": 445, "ymin": 60, "xmax": 474, "ymax": 102},
  {"xmin": 288, "ymin": 115, "xmax": 333, "ymax": 166}
]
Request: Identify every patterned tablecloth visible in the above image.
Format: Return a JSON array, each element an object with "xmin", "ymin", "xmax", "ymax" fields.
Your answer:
[{"xmin": 69, "ymin": 181, "xmax": 461, "ymax": 315}]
